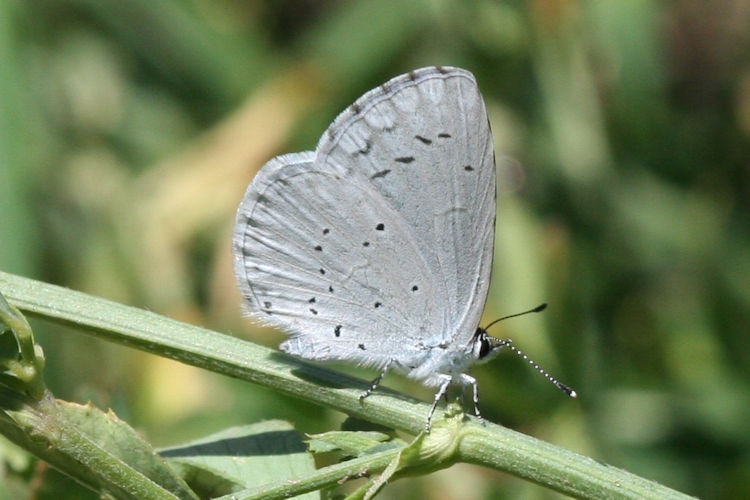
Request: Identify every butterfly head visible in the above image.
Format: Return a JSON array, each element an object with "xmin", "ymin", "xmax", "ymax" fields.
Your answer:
[
  {"xmin": 471, "ymin": 302, "xmax": 548, "ymax": 364},
  {"xmin": 471, "ymin": 328, "xmax": 511, "ymax": 364}
]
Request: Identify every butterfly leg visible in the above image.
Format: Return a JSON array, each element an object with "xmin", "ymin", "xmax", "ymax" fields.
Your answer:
[
  {"xmin": 426, "ymin": 375, "xmax": 452, "ymax": 433},
  {"xmin": 359, "ymin": 360, "xmax": 393, "ymax": 400},
  {"xmin": 459, "ymin": 373, "xmax": 484, "ymax": 424}
]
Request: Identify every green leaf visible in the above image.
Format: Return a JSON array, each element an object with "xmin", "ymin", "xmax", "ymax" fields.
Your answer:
[
  {"xmin": 161, "ymin": 421, "xmax": 318, "ymax": 500},
  {"xmin": 58, "ymin": 401, "xmax": 199, "ymax": 500},
  {"xmin": 0, "ymin": 394, "xmax": 198, "ymax": 500}
]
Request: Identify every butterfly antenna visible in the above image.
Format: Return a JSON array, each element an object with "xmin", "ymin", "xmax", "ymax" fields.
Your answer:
[
  {"xmin": 484, "ymin": 303, "xmax": 577, "ymax": 398},
  {"xmin": 493, "ymin": 340, "xmax": 577, "ymax": 398},
  {"xmin": 483, "ymin": 303, "xmax": 548, "ymax": 331}
]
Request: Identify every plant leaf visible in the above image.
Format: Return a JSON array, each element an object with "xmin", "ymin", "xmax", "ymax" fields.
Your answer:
[{"xmin": 161, "ymin": 421, "xmax": 319, "ymax": 500}]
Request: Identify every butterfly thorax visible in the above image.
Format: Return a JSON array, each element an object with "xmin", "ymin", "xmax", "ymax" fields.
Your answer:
[
  {"xmin": 399, "ymin": 338, "xmax": 478, "ymax": 387},
  {"xmin": 399, "ymin": 326, "xmax": 503, "ymax": 387}
]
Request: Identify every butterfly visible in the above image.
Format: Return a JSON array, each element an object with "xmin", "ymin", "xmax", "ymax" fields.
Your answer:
[{"xmin": 233, "ymin": 66, "xmax": 574, "ymax": 432}]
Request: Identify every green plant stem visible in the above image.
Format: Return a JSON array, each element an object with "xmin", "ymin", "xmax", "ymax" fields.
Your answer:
[
  {"xmin": 0, "ymin": 272, "xmax": 697, "ymax": 500},
  {"xmin": 457, "ymin": 425, "xmax": 688, "ymax": 500},
  {"xmin": 216, "ymin": 447, "xmax": 400, "ymax": 500}
]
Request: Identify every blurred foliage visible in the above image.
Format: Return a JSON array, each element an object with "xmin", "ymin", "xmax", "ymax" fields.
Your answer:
[{"xmin": 1, "ymin": 0, "xmax": 749, "ymax": 498}]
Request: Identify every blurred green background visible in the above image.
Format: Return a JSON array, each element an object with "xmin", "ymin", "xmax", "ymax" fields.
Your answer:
[{"xmin": 1, "ymin": 0, "xmax": 749, "ymax": 498}]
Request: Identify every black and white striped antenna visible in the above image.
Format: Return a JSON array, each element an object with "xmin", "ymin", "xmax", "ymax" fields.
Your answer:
[{"xmin": 483, "ymin": 303, "xmax": 577, "ymax": 398}]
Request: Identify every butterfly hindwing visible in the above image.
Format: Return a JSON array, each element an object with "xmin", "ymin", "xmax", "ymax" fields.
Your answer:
[{"xmin": 234, "ymin": 153, "xmax": 443, "ymax": 370}]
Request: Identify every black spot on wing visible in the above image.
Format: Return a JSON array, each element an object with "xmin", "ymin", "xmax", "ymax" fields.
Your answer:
[
  {"xmin": 358, "ymin": 343, "xmax": 366, "ymax": 350},
  {"xmin": 394, "ymin": 157, "xmax": 414, "ymax": 164},
  {"xmin": 370, "ymin": 169, "xmax": 391, "ymax": 180},
  {"xmin": 415, "ymin": 135, "xmax": 432, "ymax": 145},
  {"xmin": 375, "ymin": 223, "xmax": 384, "ymax": 231},
  {"xmin": 464, "ymin": 165, "xmax": 474, "ymax": 171},
  {"xmin": 334, "ymin": 325, "xmax": 342, "ymax": 337},
  {"xmin": 438, "ymin": 132, "xmax": 451, "ymax": 138}
]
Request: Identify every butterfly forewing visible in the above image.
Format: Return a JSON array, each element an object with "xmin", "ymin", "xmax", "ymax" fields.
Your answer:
[{"xmin": 315, "ymin": 67, "xmax": 496, "ymax": 347}]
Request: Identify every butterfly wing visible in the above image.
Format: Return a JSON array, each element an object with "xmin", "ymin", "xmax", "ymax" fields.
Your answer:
[
  {"xmin": 233, "ymin": 67, "xmax": 495, "ymax": 372},
  {"xmin": 315, "ymin": 67, "xmax": 496, "ymax": 349}
]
